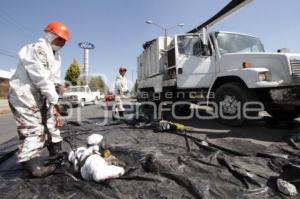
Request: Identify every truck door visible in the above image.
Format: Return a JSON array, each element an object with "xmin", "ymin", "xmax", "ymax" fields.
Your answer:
[{"xmin": 175, "ymin": 34, "xmax": 215, "ymax": 89}]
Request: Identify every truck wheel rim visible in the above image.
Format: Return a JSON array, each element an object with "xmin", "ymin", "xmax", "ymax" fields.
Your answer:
[{"xmin": 221, "ymin": 95, "xmax": 238, "ymax": 115}]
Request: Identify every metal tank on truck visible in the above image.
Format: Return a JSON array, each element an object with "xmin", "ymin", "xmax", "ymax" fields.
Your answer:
[{"xmin": 137, "ymin": 0, "xmax": 300, "ymax": 126}]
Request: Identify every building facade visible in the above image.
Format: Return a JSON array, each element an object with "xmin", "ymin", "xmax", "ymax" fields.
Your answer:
[{"xmin": 0, "ymin": 69, "xmax": 14, "ymax": 98}]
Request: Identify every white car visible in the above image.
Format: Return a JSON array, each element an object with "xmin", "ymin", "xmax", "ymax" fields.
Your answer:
[{"xmin": 59, "ymin": 85, "xmax": 101, "ymax": 107}]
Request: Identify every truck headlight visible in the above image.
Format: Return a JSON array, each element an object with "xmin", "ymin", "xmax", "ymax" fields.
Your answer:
[{"xmin": 258, "ymin": 72, "xmax": 271, "ymax": 81}]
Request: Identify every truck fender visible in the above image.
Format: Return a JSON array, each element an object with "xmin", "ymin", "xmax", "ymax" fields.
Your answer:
[
  {"xmin": 206, "ymin": 77, "xmax": 218, "ymax": 105},
  {"xmin": 206, "ymin": 68, "xmax": 268, "ymax": 105},
  {"xmin": 206, "ymin": 67, "xmax": 271, "ymax": 105}
]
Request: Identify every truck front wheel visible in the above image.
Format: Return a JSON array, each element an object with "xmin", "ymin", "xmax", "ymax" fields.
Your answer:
[{"xmin": 215, "ymin": 83, "xmax": 258, "ymax": 126}]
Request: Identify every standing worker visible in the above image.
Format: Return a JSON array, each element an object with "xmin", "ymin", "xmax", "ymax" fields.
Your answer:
[
  {"xmin": 113, "ymin": 66, "xmax": 128, "ymax": 120},
  {"xmin": 8, "ymin": 22, "xmax": 70, "ymax": 177}
]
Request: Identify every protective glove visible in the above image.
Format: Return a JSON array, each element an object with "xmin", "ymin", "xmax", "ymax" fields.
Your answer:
[
  {"xmin": 102, "ymin": 149, "xmax": 112, "ymax": 159},
  {"xmin": 100, "ymin": 143, "xmax": 110, "ymax": 158},
  {"xmin": 53, "ymin": 104, "xmax": 63, "ymax": 127}
]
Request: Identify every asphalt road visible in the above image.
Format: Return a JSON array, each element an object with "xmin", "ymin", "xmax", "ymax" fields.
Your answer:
[
  {"xmin": 0, "ymin": 113, "xmax": 17, "ymax": 144},
  {"xmin": 0, "ymin": 100, "xmax": 299, "ymax": 147},
  {"xmin": 0, "ymin": 101, "xmax": 110, "ymax": 144}
]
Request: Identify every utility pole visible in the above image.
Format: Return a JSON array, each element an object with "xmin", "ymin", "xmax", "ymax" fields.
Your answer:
[{"xmin": 78, "ymin": 42, "xmax": 95, "ymax": 85}]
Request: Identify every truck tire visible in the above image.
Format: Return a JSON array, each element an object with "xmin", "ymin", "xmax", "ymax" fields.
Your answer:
[
  {"xmin": 80, "ymin": 99, "xmax": 85, "ymax": 107},
  {"xmin": 268, "ymin": 110, "xmax": 299, "ymax": 121},
  {"xmin": 215, "ymin": 83, "xmax": 258, "ymax": 126}
]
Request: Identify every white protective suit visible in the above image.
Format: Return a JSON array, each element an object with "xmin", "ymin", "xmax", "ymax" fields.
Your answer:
[
  {"xmin": 113, "ymin": 74, "xmax": 128, "ymax": 115},
  {"xmin": 8, "ymin": 36, "xmax": 62, "ymax": 163},
  {"xmin": 68, "ymin": 134, "xmax": 125, "ymax": 182}
]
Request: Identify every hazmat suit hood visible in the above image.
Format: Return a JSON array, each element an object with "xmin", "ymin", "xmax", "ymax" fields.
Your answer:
[{"xmin": 44, "ymin": 32, "xmax": 63, "ymax": 52}]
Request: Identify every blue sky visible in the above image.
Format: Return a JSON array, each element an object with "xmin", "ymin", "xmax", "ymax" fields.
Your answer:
[{"xmin": 0, "ymin": 0, "xmax": 300, "ymax": 90}]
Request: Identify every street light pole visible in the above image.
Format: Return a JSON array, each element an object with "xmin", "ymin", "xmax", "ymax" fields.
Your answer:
[
  {"xmin": 145, "ymin": 20, "xmax": 184, "ymax": 48},
  {"xmin": 164, "ymin": 29, "xmax": 167, "ymax": 38}
]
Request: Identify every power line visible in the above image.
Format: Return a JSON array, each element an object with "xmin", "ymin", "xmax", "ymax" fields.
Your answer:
[
  {"xmin": 0, "ymin": 8, "xmax": 33, "ymax": 37},
  {"xmin": 0, "ymin": 49, "xmax": 17, "ymax": 59},
  {"xmin": 0, "ymin": 51, "xmax": 17, "ymax": 59},
  {"xmin": 0, "ymin": 48, "xmax": 15, "ymax": 54}
]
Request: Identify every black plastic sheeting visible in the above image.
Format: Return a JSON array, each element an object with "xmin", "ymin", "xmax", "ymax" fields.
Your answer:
[{"xmin": 0, "ymin": 121, "xmax": 300, "ymax": 199}]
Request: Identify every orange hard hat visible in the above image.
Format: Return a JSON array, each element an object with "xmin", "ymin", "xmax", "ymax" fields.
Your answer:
[
  {"xmin": 119, "ymin": 66, "xmax": 127, "ymax": 72},
  {"xmin": 44, "ymin": 22, "xmax": 70, "ymax": 41}
]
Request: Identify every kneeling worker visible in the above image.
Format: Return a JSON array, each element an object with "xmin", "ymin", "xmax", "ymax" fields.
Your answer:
[
  {"xmin": 68, "ymin": 134, "xmax": 125, "ymax": 182},
  {"xmin": 8, "ymin": 22, "xmax": 70, "ymax": 177}
]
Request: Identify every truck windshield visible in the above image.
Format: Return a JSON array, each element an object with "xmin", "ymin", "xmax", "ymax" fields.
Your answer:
[{"xmin": 215, "ymin": 32, "xmax": 264, "ymax": 55}]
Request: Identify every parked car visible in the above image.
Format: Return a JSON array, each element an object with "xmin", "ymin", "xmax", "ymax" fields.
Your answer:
[{"xmin": 59, "ymin": 85, "xmax": 101, "ymax": 107}]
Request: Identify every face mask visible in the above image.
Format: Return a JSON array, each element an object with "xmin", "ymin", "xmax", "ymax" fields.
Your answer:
[
  {"xmin": 45, "ymin": 32, "xmax": 62, "ymax": 52},
  {"xmin": 45, "ymin": 32, "xmax": 57, "ymax": 43},
  {"xmin": 51, "ymin": 44, "xmax": 62, "ymax": 52}
]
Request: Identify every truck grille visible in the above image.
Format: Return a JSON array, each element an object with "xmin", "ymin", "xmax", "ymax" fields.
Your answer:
[
  {"xmin": 59, "ymin": 96, "xmax": 77, "ymax": 102},
  {"xmin": 290, "ymin": 59, "xmax": 300, "ymax": 80}
]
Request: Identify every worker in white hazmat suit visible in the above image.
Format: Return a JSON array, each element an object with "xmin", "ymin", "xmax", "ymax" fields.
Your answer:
[
  {"xmin": 68, "ymin": 134, "xmax": 125, "ymax": 182},
  {"xmin": 8, "ymin": 22, "xmax": 70, "ymax": 177},
  {"xmin": 112, "ymin": 66, "xmax": 128, "ymax": 120}
]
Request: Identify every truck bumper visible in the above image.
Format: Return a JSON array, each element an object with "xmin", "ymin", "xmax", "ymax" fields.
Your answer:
[
  {"xmin": 269, "ymin": 87, "xmax": 300, "ymax": 106},
  {"xmin": 59, "ymin": 100, "xmax": 79, "ymax": 105},
  {"xmin": 255, "ymin": 80, "xmax": 284, "ymax": 87}
]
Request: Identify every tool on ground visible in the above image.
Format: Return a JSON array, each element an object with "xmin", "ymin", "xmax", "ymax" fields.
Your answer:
[
  {"xmin": 154, "ymin": 120, "xmax": 229, "ymax": 133},
  {"xmin": 155, "ymin": 120, "xmax": 186, "ymax": 132}
]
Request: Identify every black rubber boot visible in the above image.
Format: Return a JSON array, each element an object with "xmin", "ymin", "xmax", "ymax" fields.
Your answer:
[
  {"xmin": 119, "ymin": 111, "xmax": 124, "ymax": 118},
  {"xmin": 22, "ymin": 157, "xmax": 56, "ymax": 178},
  {"xmin": 47, "ymin": 142, "xmax": 62, "ymax": 162},
  {"xmin": 112, "ymin": 111, "xmax": 117, "ymax": 121}
]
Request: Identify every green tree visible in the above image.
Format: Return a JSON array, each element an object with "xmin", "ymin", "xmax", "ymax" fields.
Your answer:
[
  {"xmin": 89, "ymin": 75, "xmax": 108, "ymax": 92},
  {"xmin": 65, "ymin": 59, "xmax": 81, "ymax": 86}
]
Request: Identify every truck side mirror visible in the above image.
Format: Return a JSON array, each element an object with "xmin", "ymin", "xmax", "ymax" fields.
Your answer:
[
  {"xmin": 200, "ymin": 27, "xmax": 211, "ymax": 56},
  {"xmin": 201, "ymin": 44, "xmax": 211, "ymax": 56},
  {"xmin": 201, "ymin": 27, "xmax": 208, "ymax": 46}
]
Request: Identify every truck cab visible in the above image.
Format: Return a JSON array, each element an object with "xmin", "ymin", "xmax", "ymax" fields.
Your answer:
[{"xmin": 137, "ymin": 31, "xmax": 300, "ymax": 125}]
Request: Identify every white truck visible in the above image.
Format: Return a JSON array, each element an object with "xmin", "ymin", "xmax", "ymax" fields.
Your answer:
[
  {"xmin": 137, "ymin": 0, "xmax": 300, "ymax": 125},
  {"xmin": 59, "ymin": 85, "xmax": 101, "ymax": 107}
]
